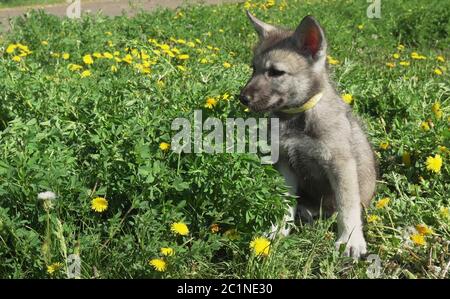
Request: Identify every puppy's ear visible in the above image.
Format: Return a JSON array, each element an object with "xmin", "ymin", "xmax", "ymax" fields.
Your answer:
[
  {"xmin": 246, "ymin": 11, "xmax": 277, "ymax": 39},
  {"xmin": 293, "ymin": 16, "xmax": 327, "ymax": 61}
]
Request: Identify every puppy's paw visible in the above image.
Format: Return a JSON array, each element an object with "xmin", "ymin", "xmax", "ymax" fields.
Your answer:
[{"xmin": 335, "ymin": 232, "xmax": 367, "ymax": 259}]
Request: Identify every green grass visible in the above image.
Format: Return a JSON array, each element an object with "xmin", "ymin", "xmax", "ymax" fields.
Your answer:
[
  {"xmin": 0, "ymin": 0, "xmax": 64, "ymax": 9},
  {"xmin": 0, "ymin": 0, "xmax": 449, "ymax": 278}
]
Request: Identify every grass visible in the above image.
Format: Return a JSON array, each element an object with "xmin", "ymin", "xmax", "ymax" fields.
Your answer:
[
  {"xmin": 0, "ymin": 0, "xmax": 449, "ymax": 278},
  {"xmin": 0, "ymin": 0, "xmax": 64, "ymax": 9}
]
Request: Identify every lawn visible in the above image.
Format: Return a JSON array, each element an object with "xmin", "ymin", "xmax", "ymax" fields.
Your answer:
[
  {"xmin": 0, "ymin": 0, "xmax": 64, "ymax": 9},
  {"xmin": 0, "ymin": 0, "xmax": 449, "ymax": 279}
]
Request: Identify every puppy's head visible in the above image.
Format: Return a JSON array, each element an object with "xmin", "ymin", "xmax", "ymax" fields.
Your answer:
[{"xmin": 240, "ymin": 12, "xmax": 328, "ymax": 112}]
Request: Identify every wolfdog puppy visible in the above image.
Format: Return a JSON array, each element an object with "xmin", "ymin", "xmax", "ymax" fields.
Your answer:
[{"xmin": 240, "ymin": 12, "xmax": 377, "ymax": 258}]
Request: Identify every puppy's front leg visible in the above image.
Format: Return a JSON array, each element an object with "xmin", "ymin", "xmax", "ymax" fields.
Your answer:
[
  {"xmin": 328, "ymin": 157, "xmax": 367, "ymax": 258},
  {"xmin": 266, "ymin": 158, "xmax": 298, "ymax": 239}
]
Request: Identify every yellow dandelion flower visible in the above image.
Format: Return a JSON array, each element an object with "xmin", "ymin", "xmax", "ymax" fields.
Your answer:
[
  {"xmin": 376, "ymin": 197, "xmax": 390, "ymax": 209},
  {"xmin": 80, "ymin": 70, "xmax": 91, "ymax": 78},
  {"xmin": 160, "ymin": 247, "xmax": 174, "ymax": 256},
  {"xmin": 397, "ymin": 44, "xmax": 405, "ymax": 51},
  {"xmin": 386, "ymin": 62, "xmax": 395, "ymax": 68},
  {"xmin": 432, "ymin": 102, "xmax": 442, "ymax": 119},
  {"xmin": 367, "ymin": 214, "xmax": 381, "ymax": 223},
  {"xmin": 420, "ymin": 121, "xmax": 430, "ymax": 131},
  {"xmin": 61, "ymin": 53, "xmax": 70, "ymax": 60},
  {"xmin": 122, "ymin": 54, "xmax": 133, "ymax": 64},
  {"xmin": 393, "ymin": 53, "xmax": 400, "ymax": 59},
  {"xmin": 222, "ymin": 93, "xmax": 230, "ymax": 100},
  {"xmin": 186, "ymin": 41, "xmax": 195, "ymax": 48},
  {"xmin": 111, "ymin": 65, "xmax": 118, "ymax": 73},
  {"xmin": 159, "ymin": 142, "xmax": 170, "ymax": 151},
  {"xmin": 341, "ymin": 93, "xmax": 353, "ymax": 104},
  {"xmin": 204, "ymin": 97, "xmax": 218, "ymax": 109},
  {"xmin": 93, "ymin": 52, "xmax": 103, "ymax": 59},
  {"xmin": 357, "ymin": 24, "xmax": 364, "ymax": 30},
  {"xmin": 131, "ymin": 49, "xmax": 140, "ymax": 58},
  {"xmin": 41, "ymin": 41, "xmax": 49, "ymax": 46},
  {"xmin": 402, "ymin": 151, "xmax": 411, "ymax": 167},
  {"xmin": 411, "ymin": 52, "xmax": 426, "ymax": 60},
  {"xmin": 436, "ymin": 55, "xmax": 445, "ymax": 62},
  {"xmin": 47, "ymin": 262, "xmax": 64, "ymax": 275},
  {"xmin": 379, "ymin": 141, "xmax": 389, "ymax": 150},
  {"xmin": 210, "ymin": 223, "xmax": 220, "ymax": 233},
  {"xmin": 171, "ymin": 222, "xmax": 189, "ymax": 236},
  {"xmin": 434, "ymin": 68, "xmax": 443, "ymax": 75},
  {"xmin": 425, "ymin": 154, "xmax": 442, "ymax": 173},
  {"xmin": 91, "ymin": 197, "xmax": 108, "ymax": 212},
  {"xmin": 223, "ymin": 62, "xmax": 231, "ymax": 68},
  {"xmin": 149, "ymin": 258, "xmax": 167, "ymax": 272},
  {"xmin": 176, "ymin": 65, "xmax": 187, "ymax": 72},
  {"xmin": 440, "ymin": 207, "xmax": 449, "ymax": 218},
  {"xmin": 105, "ymin": 31, "xmax": 112, "ymax": 36},
  {"xmin": 83, "ymin": 54, "xmax": 94, "ymax": 65},
  {"xmin": 6, "ymin": 44, "xmax": 17, "ymax": 54},
  {"xmin": 195, "ymin": 38, "xmax": 202, "ymax": 44},
  {"xmin": 415, "ymin": 224, "xmax": 433, "ymax": 236},
  {"xmin": 250, "ymin": 236, "xmax": 271, "ymax": 257},
  {"xmin": 200, "ymin": 58, "xmax": 208, "ymax": 64},
  {"xmin": 12, "ymin": 56, "xmax": 21, "ymax": 62},
  {"xmin": 410, "ymin": 233, "xmax": 426, "ymax": 246},
  {"xmin": 399, "ymin": 61, "xmax": 410, "ymax": 67},
  {"xmin": 177, "ymin": 54, "xmax": 189, "ymax": 60},
  {"xmin": 327, "ymin": 55, "xmax": 339, "ymax": 65},
  {"xmin": 68, "ymin": 64, "xmax": 83, "ymax": 71}
]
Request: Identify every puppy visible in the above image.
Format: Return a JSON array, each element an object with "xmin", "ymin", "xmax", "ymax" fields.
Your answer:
[{"xmin": 240, "ymin": 12, "xmax": 377, "ymax": 258}]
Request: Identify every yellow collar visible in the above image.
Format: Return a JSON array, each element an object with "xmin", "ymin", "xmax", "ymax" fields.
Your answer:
[{"xmin": 280, "ymin": 92, "xmax": 323, "ymax": 114}]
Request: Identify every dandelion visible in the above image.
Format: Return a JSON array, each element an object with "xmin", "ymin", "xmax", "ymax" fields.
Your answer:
[
  {"xmin": 111, "ymin": 65, "xmax": 118, "ymax": 73},
  {"xmin": 6, "ymin": 44, "xmax": 17, "ymax": 54},
  {"xmin": 210, "ymin": 223, "xmax": 220, "ymax": 233},
  {"xmin": 425, "ymin": 154, "xmax": 442, "ymax": 173},
  {"xmin": 177, "ymin": 65, "xmax": 186, "ymax": 72},
  {"xmin": 200, "ymin": 58, "xmax": 208, "ymax": 64},
  {"xmin": 410, "ymin": 233, "xmax": 426, "ymax": 246},
  {"xmin": 440, "ymin": 207, "xmax": 449, "ymax": 218},
  {"xmin": 367, "ymin": 215, "xmax": 381, "ymax": 223},
  {"xmin": 80, "ymin": 70, "xmax": 91, "ymax": 78},
  {"xmin": 357, "ymin": 24, "xmax": 364, "ymax": 30},
  {"xmin": 62, "ymin": 53, "xmax": 70, "ymax": 60},
  {"xmin": 186, "ymin": 41, "xmax": 195, "ymax": 48},
  {"xmin": 397, "ymin": 44, "xmax": 405, "ymax": 51},
  {"xmin": 393, "ymin": 53, "xmax": 400, "ymax": 59},
  {"xmin": 399, "ymin": 61, "xmax": 410, "ymax": 67},
  {"xmin": 341, "ymin": 93, "xmax": 353, "ymax": 104},
  {"xmin": 47, "ymin": 262, "xmax": 64, "ymax": 275},
  {"xmin": 420, "ymin": 121, "xmax": 430, "ymax": 131},
  {"xmin": 415, "ymin": 224, "xmax": 433, "ymax": 236},
  {"xmin": 68, "ymin": 64, "xmax": 83, "ymax": 71},
  {"xmin": 122, "ymin": 54, "xmax": 133, "ymax": 64},
  {"xmin": 41, "ymin": 41, "xmax": 49, "ymax": 46},
  {"xmin": 436, "ymin": 55, "xmax": 445, "ymax": 62},
  {"xmin": 38, "ymin": 191, "xmax": 56, "ymax": 201},
  {"xmin": 438, "ymin": 146, "xmax": 448, "ymax": 154},
  {"xmin": 149, "ymin": 258, "xmax": 167, "ymax": 272},
  {"xmin": 91, "ymin": 197, "xmax": 108, "ymax": 212},
  {"xmin": 177, "ymin": 54, "xmax": 189, "ymax": 60},
  {"xmin": 411, "ymin": 52, "xmax": 426, "ymax": 60},
  {"xmin": 385, "ymin": 62, "xmax": 395, "ymax": 68},
  {"xmin": 223, "ymin": 62, "xmax": 231, "ymax": 68},
  {"xmin": 376, "ymin": 197, "xmax": 390, "ymax": 209},
  {"xmin": 402, "ymin": 151, "xmax": 411, "ymax": 167},
  {"xmin": 171, "ymin": 222, "xmax": 189, "ymax": 236},
  {"xmin": 432, "ymin": 102, "xmax": 443, "ymax": 119},
  {"xmin": 12, "ymin": 56, "xmax": 21, "ymax": 62},
  {"xmin": 250, "ymin": 237, "xmax": 271, "ymax": 257},
  {"xmin": 222, "ymin": 93, "xmax": 230, "ymax": 100},
  {"xmin": 204, "ymin": 97, "xmax": 217, "ymax": 109},
  {"xmin": 159, "ymin": 142, "xmax": 170, "ymax": 151},
  {"xmin": 379, "ymin": 141, "xmax": 389, "ymax": 150},
  {"xmin": 83, "ymin": 54, "xmax": 94, "ymax": 65},
  {"xmin": 105, "ymin": 31, "xmax": 112, "ymax": 36},
  {"xmin": 327, "ymin": 55, "xmax": 339, "ymax": 65},
  {"xmin": 160, "ymin": 247, "xmax": 174, "ymax": 256},
  {"xmin": 434, "ymin": 68, "xmax": 443, "ymax": 75}
]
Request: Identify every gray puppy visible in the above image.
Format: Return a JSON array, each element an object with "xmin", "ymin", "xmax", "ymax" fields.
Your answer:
[{"xmin": 240, "ymin": 12, "xmax": 377, "ymax": 258}]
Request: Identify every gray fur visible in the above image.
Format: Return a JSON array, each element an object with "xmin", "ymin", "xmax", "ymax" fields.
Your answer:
[{"xmin": 241, "ymin": 13, "xmax": 377, "ymax": 258}]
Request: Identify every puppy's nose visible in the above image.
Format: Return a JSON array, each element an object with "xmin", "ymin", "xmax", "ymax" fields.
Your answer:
[{"xmin": 239, "ymin": 94, "xmax": 250, "ymax": 106}]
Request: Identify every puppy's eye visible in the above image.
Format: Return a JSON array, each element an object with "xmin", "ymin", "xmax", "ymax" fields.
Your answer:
[{"xmin": 267, "ymin": 67, "xmax": 285, "ymax": 77}]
